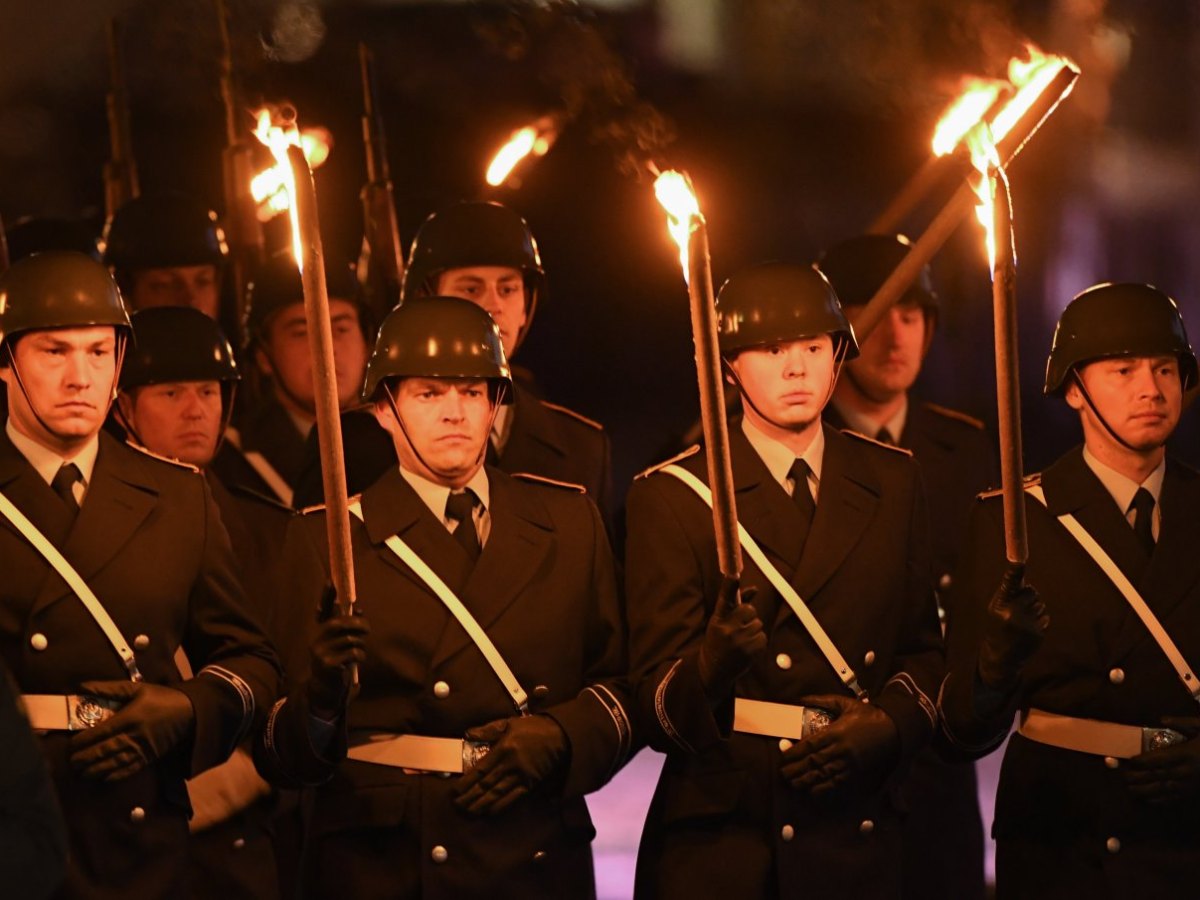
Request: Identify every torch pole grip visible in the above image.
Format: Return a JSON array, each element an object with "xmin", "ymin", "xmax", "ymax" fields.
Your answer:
[
  {"xmin": 991, "ymin": 171, "xmax": 1028, "ymax": 565},
  {"xmin": 288, "ymin": 145, "xmax": 359, "ymax": 618},
  {"xmin": 686, "ymin": 219, "xmax": 742, "ymax": 582}
]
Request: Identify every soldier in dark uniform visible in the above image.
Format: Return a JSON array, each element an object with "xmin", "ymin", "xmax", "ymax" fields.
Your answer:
[
  {"xmin": 257, "ymin": 297, "xmax": 632, "ymax": 899},
  {"xmin": 0, "ymin": 251, "xmax": 281, "ymax": 899},
  {"xmin": 114, "ymin": 306, "xmax": 291, "ymax": 900},
  {"xmin": 295, "ymin": 203, "xmax": 613, "ymax": 523},
  {"xmin": 940, "ymin": 283, "xmax": 1200, "ymax": 898},
  {"xmin": 819, "ymin": 234, "xmax": 992, "ymax": 900},
  {"xmin": 626, "ymin": 263, "xmax": 943, "ymax": 900},
  {"xmin": 215, "ymin": 252, "xmax": 371, "ymax": 507}
]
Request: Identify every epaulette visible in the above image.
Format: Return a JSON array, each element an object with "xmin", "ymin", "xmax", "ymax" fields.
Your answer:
[
  {"xmin": 126, "ymin": 441, "xmax": 201, "ymax": 473},
  {"xmin": 977, "ymin": 472, "xmax": 1042, "ymax": 500},
  {"xmin": 924, "ymin": 402, "xmax": 985, "ymax": 430},
  {"xmin": 512, "ymin": 472, "xmax": 587, "ymax": 493},
  {"xmin": 840, "ymin": 430, "xmax": 913, "ymax": 456},
  {"xmin": 540, "ymin": 400, "xmax": 604, "ymax": 432},
  {"xmin": 636, "ymin": 444, "xmax": 701, "ymax": 480},
  {"xmin": 298, "ymin": 493, "xmax": 361, "ymax": 516}
]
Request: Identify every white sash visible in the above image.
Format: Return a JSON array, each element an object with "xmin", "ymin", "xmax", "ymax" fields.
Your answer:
[{"xmin": 223, "ymin": 427, "xmax": 294, "ymax": 507}]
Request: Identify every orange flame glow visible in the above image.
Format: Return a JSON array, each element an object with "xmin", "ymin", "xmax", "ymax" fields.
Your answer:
[
  {"xmin": 932, "ymin": 78, "xmax": 1006, "ymax": 157},
  {"xmin": 964, "ymin": 125, "xmax": 1003, "ymax": 271},
  {"xmin": 990, "ymin": 44, "xmax": 1076, "ymax": 144},
  {"xmin": 250, "ymin": 107, "xmax": 332, "ymax": 266},
  {"xmin": 654, "ymin": 170, "xmax": 701, "ymax": 284},
  {"xmin": 485, "ymin": 118, "xmax": 558, "ymax": 187}
]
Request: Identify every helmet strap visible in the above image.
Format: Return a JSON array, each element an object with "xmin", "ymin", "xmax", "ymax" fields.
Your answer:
[
  {"xmin": 723, "ymin": 338, "xmax": 846, "ymax": 433},
  {"xmin": 383, "ymin": 381, "xmax": 489, "ymax": 485},
  {"xmin": 1072, "ymin": 371, "xmax": 1140, "ymax": 453}
]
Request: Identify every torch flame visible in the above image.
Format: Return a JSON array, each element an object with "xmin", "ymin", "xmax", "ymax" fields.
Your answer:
[
  {"xmin": 964, "ymin": 125, "xmax": 1003, "ymax": 272},
  {"xmin": 654, "ymin": 170, "xmax": 701, "ymax": 284},
  {"xmin": 486, "ymin": 117, "xmax": 558, "ymax": 187},
  {"xmin": 932, "ymin": 78, "xmax": 1006, "ymax": 157},
  {"xmin": 990, "ymin": 44, "xmax": 1076, "ymax": 144},
  {"xmin": 250, "ymin": 107, "xmax": 332, "ymax": 266}
]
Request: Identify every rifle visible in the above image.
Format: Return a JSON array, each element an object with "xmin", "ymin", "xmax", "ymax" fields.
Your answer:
[
  {"xmin": 216, "ymin": 0, "xmax": 264, "ymax": 334},
  {"xmin": 356, "ymin": 43, "xmax": 405, "ymax": 320},
  {"xmin": 103, "ymin": 18, "xmax": 139, "ymax": 222}
]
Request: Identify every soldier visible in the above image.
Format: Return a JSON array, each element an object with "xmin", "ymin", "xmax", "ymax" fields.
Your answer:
[
  {"xmin": 216, "ymin": 252, "xmax": 371, "ymax": 507},
  {"xmin": 114, "ymin": 306, "xmax": 290, "ymax": 899},
  {"xmin": 0, "ymin": 251, "xmax": 280, "ymax": 898},
  {"xmin": 939, "ymin": 283, "xmax": 1200, "ymax": 898},
  {"xmin": 295, "ymin": 202, "xmax": 613, "ymax": 522},
  {"xmin": 818, "ymin": 233, "xmax": 992, "ymax": 900},
  {"xmin": 626, "ymin": 263, "xmax": 943, "ymax": 899},
  {"xmin": 257, "ymin": 297, "xmax": 632, "ymax": 899}
]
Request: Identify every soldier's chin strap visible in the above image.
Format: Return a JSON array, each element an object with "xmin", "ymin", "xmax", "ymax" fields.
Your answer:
[
  {"xmin": 1072, "ymin": 371, "xmax": 1140, "ymax": 453},
  {"xmin": 5, "ymin": 333, "xmax": 128, "ymax": 448},
  {"xmin": 381, "ymin": 379, "xmax": 505, "ymax": 483},
  {"xmin": 723, "ymin": 338, "xmax": 849, "ymax": 435}
]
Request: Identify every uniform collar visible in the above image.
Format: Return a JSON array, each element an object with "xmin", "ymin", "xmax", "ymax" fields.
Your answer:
[
  {"xmin": 741, "ymin": 415, "xmax": 825, "ymax": 499},
  {"xmin": 830, "ymin": 393, "xmax": 908, "ymax": 443},
  {"xmin": 1082, "ymin": 445, "xmax": 1166, "ymax": 514},
  {"xmin": 5, "ymin": 417, "xmax": 99, "ymax": 492},
  {"xmin": 399, "ymin": 463, "xmax": 491, "ymax": 525}
]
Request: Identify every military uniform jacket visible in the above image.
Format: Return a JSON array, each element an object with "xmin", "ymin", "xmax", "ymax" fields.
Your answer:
[
  {"xmin": 216, "ymin": 397, "xmax": 307, "ymax": 502},
  {"xmin": 256, "ymin": 464, "xmax": 633, "ymax": 900},
  {"xmin": 626, "ymin": 425, "xmax": 943, "ymax": 900},
  {"xmin": 940, "ymin": 448, "xmax": 1200, "ymax": 896},
  {"xmin": 0, "ymin": 429, "xmax": 282, "ymax": 900}
]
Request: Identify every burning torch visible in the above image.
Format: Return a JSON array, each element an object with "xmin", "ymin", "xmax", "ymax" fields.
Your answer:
[
  {"xmin": 654, "ymin": 170, "xmax": 742, "ymax": 581},
  {"xmin": 485, "ymin": 116, "xmax": 561, "ymax": 190}
]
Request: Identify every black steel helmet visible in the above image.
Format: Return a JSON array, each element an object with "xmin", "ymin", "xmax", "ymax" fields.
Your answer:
[
  {"xmin": 400, "ymin": 202, "xmax": 545, "ymax": 333},
  {"xmin": 7, "ymin": 216, "xmax": 101, "ymax": 264},
  {"xmin": 243, "ymin": 252, "xmax": 363, "ymax": 350},
  {"xmin": 1045, "ymin": 282, "xmax": 1198, "ymax": 395},
  {"xmin": 120, "ymin": 306, "xmax": 239, "ymax": 391},
  {"xmin": 0, "ymin": 251, "xmax": 130, "ymax": 352},
  {"xmin": 817, "ymin": 233, "xmax": 937, "ymax": 318},
  {"xmin": 362, "ymin": 296, "xmax": 513, "ymax": 403},
  {"xmin": 717, "ymin": 262, "xmax": 859, "ymax": 360},
  {"xmin": 101, "ymin": 192, "xmax": 229, "ymax": 275}
]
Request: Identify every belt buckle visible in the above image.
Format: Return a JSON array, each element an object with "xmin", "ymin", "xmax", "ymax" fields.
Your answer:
[
  {"xmin": 67, "ymin": 695, "xmax": 120, "ymax": 731},
  {"xmin": 1142, "ymin": 726, "xmax": 1186, "ymax": 753},
  {"xmin": 462, "ymin": 740, "xmax": 491, "ymax": 772},
  {"xmin": 801, "ymin": 706, "xmax": 834, "ymax": 738}
]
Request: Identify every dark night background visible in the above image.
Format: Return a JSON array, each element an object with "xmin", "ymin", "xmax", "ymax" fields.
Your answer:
[{"xmin": 2, "ymin": 0, "xmax": 1197, "ymax": 496}]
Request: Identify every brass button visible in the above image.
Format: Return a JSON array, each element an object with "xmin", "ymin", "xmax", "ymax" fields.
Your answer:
[
  {"xmin": 129, "ymin": 806, "xmax": 146, "ymax": 824},
  {"xmin": 1104, "ymin": 756, "xmax": 1119, "ymax": 770},
  {"xmin": 1109, "ymin": 668, "xmax": 1125, "ymax": 685},
  {"xmin": 778, "ymin": 738, "xmax": 793, "ymax": 752},
  {"xmin": 532, "ymin": 850, "xmax": 547, "ymax": 863},
  {"xmin": 859, "ymin": 819, "xmax": 875, "ymax": 835},
  {"xmin": 775, "ymin": 653, "xmax": 792, "ymax": 670},
  {"xmin": 863, "ymin": 650, "xmax": 876, "ymax": 667},
  {"xmin": 1106, "ymin": 836, "xmax": 1120, "ymax": 854},
  {"xmin": 134, "ymin": 634, "xmax": 150, "ymax": 650},
  {"xmin": 780, "ymin": 824, "xmax": 794, "ymax": 842},
  {"xmin": 29, "ymin": 633, "xmax": 48, "ymax": 652},
  {"xmin": 232, "ymin": 837, "xmax": 246, "ymax": 850},
  {"xmin": 431, "ymin": 845, "xmax": 448, "ymax": 864},
  {"xmin": 433, "ymin": 681, "xmax": 451, "ymax": 699}
]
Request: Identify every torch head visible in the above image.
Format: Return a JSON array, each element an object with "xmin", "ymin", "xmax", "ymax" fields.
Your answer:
[
  {"xmin": 817, "ymin": 233, "xmax": 938, "ymax": 326},
  {"xmin": 1045, "ymin": 282, "xmax": 1198, "ymax": 396},
  {"xmin": 717, "ymin": 262, "xmax": 858, "ymax": 363},
  {"xmin": 361, "ymin": 296, "xmax": 513, "ymax": 406},
  {"xmin": 401, "ymin": 202, "xmax": 544, "ymax": 352}
]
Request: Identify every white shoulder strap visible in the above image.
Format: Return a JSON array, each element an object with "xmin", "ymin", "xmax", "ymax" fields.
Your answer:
[
  {"xmin": 659, "ymin": 464, "xmax": 866, "ymax": 699},
  {"xmin": 0, "ymin": 489, "xmax": 141, "ymax": 681},
  {"xmin": 1026, "ymin": 484, "xmax": 1200, "ymax": 705},
  {"xmin": 348, "ymin": 501, "xmax": 529, "ymax": 714},
  {"xmin": 223, "ymin": 427, "xmax": 294, "ymax": 507}
]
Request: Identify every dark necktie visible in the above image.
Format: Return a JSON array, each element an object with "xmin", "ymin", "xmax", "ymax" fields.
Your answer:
[
  {"xmin": 788, "ymin": 458, "xmax": 816, "ymax": 528},
  {"xmin": 1130, "ymin": 488, "xmax": 1156, "ymax": 556},
  {"xmin": 445, "ymin": 489, "xmax": 482, "ymax": 562},
  {"xmin": 876, "ymin": 427, "xmax": 896, "ymax": 446},
  {"xmin": 51, "ymin": 463, "xmax": 82, "ymax": 518}
]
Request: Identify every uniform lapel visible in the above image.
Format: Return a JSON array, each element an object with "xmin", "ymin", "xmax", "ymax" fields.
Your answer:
[
  {"xmin": 0, "ymin": 429, "xmax": 75, "ymax": 546},
  {"xmin": 718, "ymin": 427, "xmax": 808, "ymax": 571},
  {"xmin": 495, "ymin": 384, "xmax": 568, "ymax": 472},
  {"xmin": 431, "ymin": 469, "xmax": 554, "ymax": 668}
]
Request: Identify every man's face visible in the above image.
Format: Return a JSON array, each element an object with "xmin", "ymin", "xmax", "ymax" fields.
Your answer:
[
  {"xmin": 129, "ymin": 265, "xmax": 221, "ymax": 320},
  {"xmin": 842, "ymin": 302, "xmax": 929, "ymax": 402},
  {"xmin": 1, "ymin": 326, "xmax": 118, "ymax": 451},
  {"xmin": 729, "ymin": 335, "xmax": 837, "ymax": 433},
  {"xmin": 1067, "ymin": 355, "xmax": 1183, "ymax": 453},
  {"xmin": 118, "ymin": 381, "xmax": 223, "ymax": 467},
  {"xmin": 256, "ymin": 298, "xmax": 369, "ymax": 414},
  {"xmin": 375, "ymin": 377, "xmax": 493, "ymax": 486},
  {"xmin": 435, "ymin": 266, "xmax": 527, "ymax": 357}
]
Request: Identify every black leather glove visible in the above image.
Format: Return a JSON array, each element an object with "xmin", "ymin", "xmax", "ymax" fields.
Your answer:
[
  {"xmin": 69, "ymin": 680, "xmax": 195, "ymax": 781},
  {"xmin": 454, "ymin": 715, "xmax": 569, "ymax": 816},
  {"xmin": 697, "ymin": 577, "xmax": 767, "ymax": 703},
  {"xmin": 1123, "ymin": 717, "xmax": 1200, "ymax": 805},
  {"xmin": 780, "ymin": 694, "xmax": 899, "ymax": 798},
  {"xmin": 976, "ymin": 564, "xmax": 1047, "ymax": 696},
  {"xmin": 306, "ymin": 613, "xmax": 370, "ymax": 719}
]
